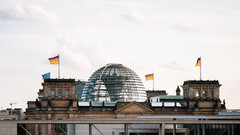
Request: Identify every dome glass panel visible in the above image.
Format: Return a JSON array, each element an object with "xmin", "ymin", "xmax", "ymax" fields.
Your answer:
[{"xmin": 81, "ymin": 64, "xmax": 146, "ymax": 102}]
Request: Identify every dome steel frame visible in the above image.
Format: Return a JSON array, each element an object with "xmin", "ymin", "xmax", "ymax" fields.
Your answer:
[{"xmin": 81, "ymin": 64, "xmax": 146, "ymax": 102}]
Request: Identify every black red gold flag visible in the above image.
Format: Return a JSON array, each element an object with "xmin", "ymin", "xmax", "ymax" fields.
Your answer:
[
  {"xmin": 145, "ymin": 74, "xmax": 154, "ymax": 81},
  {"xmin": 49, "ymin": 55, "xmax": 59, "ymax": 64},
  {"xmin": 195, "ymin": 57, "xmax": 201, "ymax": 67}
]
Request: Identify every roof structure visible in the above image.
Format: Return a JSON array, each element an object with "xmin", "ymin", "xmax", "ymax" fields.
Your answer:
[
  {"xmin": 159, "ymin": 95, "xmax": 183, "ymax": 100},
  {"xmin": 81, "ymin": 64, "xmax": 146, "ymax": 102},
  {"xmin": 183, "ymin": 80, "xmax": 221, "ymax": 85}
]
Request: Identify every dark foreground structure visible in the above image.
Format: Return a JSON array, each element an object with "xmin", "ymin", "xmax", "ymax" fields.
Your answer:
[
  {"xmin": 11, "ymin": 117, "xmax": 240, "ymax": 135},
  {"xmin": 19, "ymin": 64, "xmax": 237, "ymax": 135}
]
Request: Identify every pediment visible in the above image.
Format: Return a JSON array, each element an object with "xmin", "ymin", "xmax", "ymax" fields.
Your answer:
[{"xmin": 115, "ymin": 101, "xmax": 154, "ymax": 114}]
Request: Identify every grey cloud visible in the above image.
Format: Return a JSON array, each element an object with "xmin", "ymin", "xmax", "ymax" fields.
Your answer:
[
  {"xmin": 0, "ymin": 4, "xmax": 60, "ymax": 23},
  {"xmin": 124, "ymin": 13, "xmax": 148, "ymax": 24},
  {"xmin": 159, "ymin": 60, "xmax": 188, "ymax": 70},
  {"xmin": 173, "ymin": 23, "xmax": 202, "ymax": 33},
  {"xmin": 91, "ymin": 13, "xmax": 119, "ymax": 23}
]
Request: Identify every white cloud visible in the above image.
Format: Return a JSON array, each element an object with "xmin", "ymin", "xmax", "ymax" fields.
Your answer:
[
  {"xmin": 0, "ymin": 4, "xmax": 60, "ymax": 23},
  {"xmin": 0, "ymin": 0, "xmax": 240, "ymax": 110},
  {"xmin": 124, "ymin": 13, "xmax": 148, "ymax": 24},
  {"xmin": 173, "ymin": 23, "xmax": 201, "ymax": 33},
  {"xmin": 56, "ymin": 34, "xmax": 112, "ymax": 68},
  {"xmin": 90, "ymin": 13, "xmax": 121, "ymax": 24}
]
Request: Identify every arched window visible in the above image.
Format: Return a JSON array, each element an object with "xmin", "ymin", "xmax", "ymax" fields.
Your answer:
[
  {"xmin": 196, "ymin": 90, "xmax": 200, "ymax": 97},
  {"xmin": 58, "ymin": 89, "xmax": 62, "ymax": 96},
  {"xmin": 65, "ymin": 90, "xmax": 69, "ymax": 97},
  {"xmin": 210, "ymin": 90, "xmax": 214, "ymax": 98},
  {"xmin": 51, "ymin": 89, "xmax": 55, "ymax": 96},
  {"xmin": 203, "ymin": 90, "xmax": 207, "ymax": 97}
]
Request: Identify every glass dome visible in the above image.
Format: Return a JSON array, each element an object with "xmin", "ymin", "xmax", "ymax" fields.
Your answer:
[{"xmin": 81, "ymin": 64, "xmax": 146, "ymax": 102}]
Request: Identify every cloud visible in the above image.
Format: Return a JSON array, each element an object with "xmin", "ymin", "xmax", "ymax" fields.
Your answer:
[
  {"xmin": 90, "ymin": 12, "xmax": 151, "ymax": 25},
  {"xmin": 91, "ymin": 13, "xmax": 120, "ymax": 24},
  {"xmin": 173, "ymin": 23, "xmax": 202, "ymax": 33},
  {"xmin": 158, "ymin": 60, "xmax": 188, "ymax": 70},
  {"xmin": 0, "ymin": 4, "xmax": 60, "ymax": 23},
  {"xmin": 56, "ymin": 35, "xmax": 111, "ymax": 68},
  {"xmin": 124, "ymin": 13, "xmax": 148, "ymax": 24}
]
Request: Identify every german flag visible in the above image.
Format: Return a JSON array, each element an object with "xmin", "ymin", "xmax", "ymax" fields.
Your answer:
[
  {"xmin": 195, "ymin": 57, "xmax": 201, "ymax": 67},
  {"xmin": 145, "ymin": 74, "xmax": 154, "ymax": 81},
  {"xmin": 49, "ymin": 55, "xmax": 59, "ymax": 64}
]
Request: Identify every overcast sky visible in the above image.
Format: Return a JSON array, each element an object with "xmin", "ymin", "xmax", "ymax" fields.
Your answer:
[{"xmin": 0, "ymin": 0, "xmax": 240, "ymax": 110}]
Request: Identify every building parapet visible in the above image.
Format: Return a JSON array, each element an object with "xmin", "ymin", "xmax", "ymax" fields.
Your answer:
[
  {"xmin": 183, "ymin": 80, "xmax": 221, "ymax": 85},
  {"xmin": 44, "ymin": 79, "xmax": 75, "ymax": 83}
]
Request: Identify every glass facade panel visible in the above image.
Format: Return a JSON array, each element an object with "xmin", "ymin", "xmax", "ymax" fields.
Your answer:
[
  {"xmin": 58, "ymin": 90, "xmax": 62, "ymax": 96},
  {"xmin": 203, "ymin": 90, "xmax": 207, "ymax": 97},
  {"xmin": 196, "ymin": 90, "xmax": 200, "ymax": 97},
  {"xmin": 51, "ymin": 90, "xmax": 55, "ymax": 96},
  {"xmin": 210, "ymin": 90, "xmax": 214, "ymax": 98},
  {"xmin": 65, "ymin": 90, "xmax": 69, "ymax": 97}
]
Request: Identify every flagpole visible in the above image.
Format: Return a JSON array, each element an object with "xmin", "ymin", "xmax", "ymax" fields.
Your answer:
[
  {"xmin": 153, "ymin": 73, "xmax": 154, "ymax": 91},
  {"xmin": 58, "ymin": 54, "xmax": 60, "ymax": 79},
  {"xmin": 200, "ymin": 57, "xmax": 202, "ymax": 80}
]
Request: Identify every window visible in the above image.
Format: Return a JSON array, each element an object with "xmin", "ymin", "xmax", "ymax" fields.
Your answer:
[
  {"xmin": 203, "ymin": 90, "xmax": 207, "ymax": 97},
  {"xmin": 196, "ymin": 90, "xmax": 200, "ymax": 97},
  {"xmin": 51, "ymin": 90, "xmax": 55, "ymax": 96},
  {"xmin": 65, "ymin": 90, "xmax": 69, "ymax": 97},
  {"xmin": 184, "ymin": 90, "xmax": 188, "ymax": 98},
  {"xmin": 210, "ymin": 90, "xmax": 214, "ymax": 98},
  {"xmin": 58, "ymin": 89, "xmax": 62, "ymax": 96}
]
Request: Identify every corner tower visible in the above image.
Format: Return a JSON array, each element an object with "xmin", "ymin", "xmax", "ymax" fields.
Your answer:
[
  {"xmin": 38, "ymin": 79, "xmax": 78, "ymax": 108},
  {"xmin": 26, "ymin": 79, "xmax": 78, "ymax": 135},
  {"xmin": 181, "ymin": 80, "xmax": 223, "ymax": 112}
]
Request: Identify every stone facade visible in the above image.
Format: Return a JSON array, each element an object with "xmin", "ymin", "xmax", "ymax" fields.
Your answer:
[
  {"xmin": 146, "ymin": 90, "xmax": 167, "ymax": 98},
  {"xmin": 26, "ymin": 79, "xmax": 225, "ymax": 135},
  {"xmin": 181, "ymin": 80, "xmax": 222, "ymax": 112},
  {"xmin": 26, "ymin": 79, "xmax": 78, "ymax": 134}
]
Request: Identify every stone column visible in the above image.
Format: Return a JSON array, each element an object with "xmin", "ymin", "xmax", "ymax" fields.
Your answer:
[
  {"xmin": 232, "ymin": 124, "xmax": 234, "ymax": 135},
  {"xmin": 48, "ymin": 124, "xmax": 52, "ymax": 135},
  {"xmin": 159, "ymin": 123, "xmax": 165, "ymax": 135},
  {"xmin": 228, "ymin": 125, "xmax": 231, "ymax": 135},
  {"xmin": 35, "ymin": 124, "xmax": 39, "ymax": 135},
  {"xmin": 159, "ymin": 124, "xmax": 161, "ymax": 135},
  {"xmin": 162, "ymin": 123, "xmax": 165, "ymax": 135},
  {"xmin": 89, "ymin": 124, "xmax": 92, "ymax": 135},
  {"xmin": 173, "ymin": 124, "xmax": 176, "ymax": 135},
  {"xmin": 202, "ymin": 124, "xmax": 205, "ymax": 135},
  {"xmin": 197, "ymin": 124, "xmax": 200, "ymax": 135},
  {"xmin": 53, "ymin": 124, "xmax": 55, "ymax": 135},
  {"xmin": 40, "ymin": 124, "xmax": 48, "ymax": 135},
  {"xmin": 124, "ymin": 124, "xmax": 128, "ymax": 135},
  {"xmin": 194, "ymin": 125, "xmax": 197, "ymax": 135}
]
